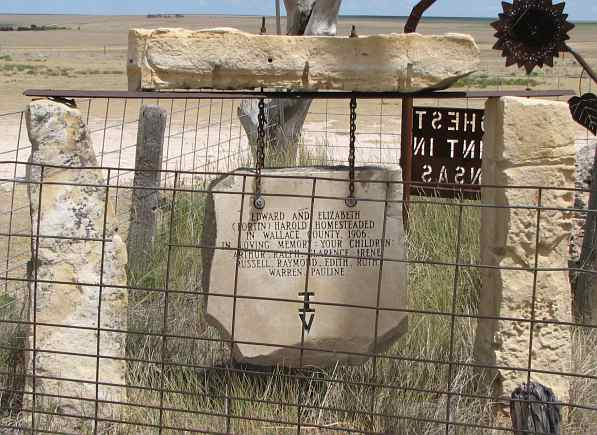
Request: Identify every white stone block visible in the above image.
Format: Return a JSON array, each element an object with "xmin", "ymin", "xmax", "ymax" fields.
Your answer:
[{"xmin": 128, "ymin": 28, "xmax": 480, "ymax": 92}]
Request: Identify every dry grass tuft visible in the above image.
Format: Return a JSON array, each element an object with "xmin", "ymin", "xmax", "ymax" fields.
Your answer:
[{"xmin": 1, "ymin": 150, "xmax": 595, "ymax": 433}]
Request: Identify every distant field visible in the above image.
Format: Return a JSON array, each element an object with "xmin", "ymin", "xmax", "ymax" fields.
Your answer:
[{"xmin": 0, "ymin": 14, "xmax": 595, "ymax": 113}]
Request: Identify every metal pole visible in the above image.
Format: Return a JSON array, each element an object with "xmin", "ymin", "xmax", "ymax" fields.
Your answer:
[
  {"xmin": 576, "ymin": 145, "xmax": 597, "ymax": 324},
  {"xmin": 401, "ymin": 1, "xmax": 438, "ymax": 230},
  {"xmin": 275, "ymin": 0, "xmax": 282, "ymax": 35},
  {"xmin": 260, "ymin": 16, "xmax": 267, "ymax": 35},
  {"xmin": 400, "ymin": 97, "xmax": 414, "ymax": 229}
]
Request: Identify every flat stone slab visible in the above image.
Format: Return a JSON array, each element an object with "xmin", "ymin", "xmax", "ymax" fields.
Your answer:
[
  {"xmin": 201, "ymin": 167, "xmax": 408, "ymax": 367},
  {"xmin": 128, "ymin": 28, "xmax": 480, "ymax": 92}
]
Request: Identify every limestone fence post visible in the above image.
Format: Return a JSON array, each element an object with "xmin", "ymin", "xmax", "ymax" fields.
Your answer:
[
  {"xmin": 474, "ymin": 97, "xmax": 576, "ymax": 411},
  {"xmin": 127, "ymin": 105, "xmax": 167, "ymax": 280},
  {"xmin": 25, "ymin": 99, "xmax": 128, "ymax": 432}
]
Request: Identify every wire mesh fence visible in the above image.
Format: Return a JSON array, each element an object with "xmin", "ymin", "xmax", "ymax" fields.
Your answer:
[{"xmin": 0, "ymin": 91, "xmax": 595, "ymax": 435}]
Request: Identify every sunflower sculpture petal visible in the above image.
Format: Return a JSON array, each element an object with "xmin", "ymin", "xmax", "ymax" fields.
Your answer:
[{"xmin": 492, "ymin": 0, "xmax": 575, "ymax": 74}]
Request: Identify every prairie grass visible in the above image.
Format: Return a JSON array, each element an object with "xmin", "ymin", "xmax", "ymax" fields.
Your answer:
[
  {"xmin": 0, "ymin": 62, "xmax": 124, "ymax": 77},
  {"xmin": 107, "ymin": 189, "xmax": 496, "ymax": 434},
  {"xmin": 1, "ymin": 146, "xmax": 595, "ymax": 434},
  {"xmin": 117, "ymin": 193, "xmax": 597, "ymax": 434},
  {"xmin": 455, "ymin": 73, "xmax": 543, "ymax": 89}
]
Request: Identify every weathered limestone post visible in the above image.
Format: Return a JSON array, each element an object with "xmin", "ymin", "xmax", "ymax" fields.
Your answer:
[
  {"xmin": 127, "ymin": 105, "xmax": 166, "ymax": 279},
  {"xmin": 475, "ymin": 97, "xmax": 576, "ymax": 406},
  {"xmin": 25, "ymin": 100, "xmax": 128, "ymax": 431}
]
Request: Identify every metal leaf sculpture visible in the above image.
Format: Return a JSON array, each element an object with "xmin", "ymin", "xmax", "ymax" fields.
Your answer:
[
  {"xmin": 492, "ymin": 0, "xmax": 575, "ymax": 74},
  {"xmin": 569, "ymin": 93, "xmax": 597, "ymax": 136}
]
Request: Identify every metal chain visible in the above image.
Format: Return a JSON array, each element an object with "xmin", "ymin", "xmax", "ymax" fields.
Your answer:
[
  {"xmin": 346, "ymin": 97, "xmax": 357, "ymax": 207},
  {"xmin": 254, "ymin": 98, "xmax": 266, "ymax": 209}
]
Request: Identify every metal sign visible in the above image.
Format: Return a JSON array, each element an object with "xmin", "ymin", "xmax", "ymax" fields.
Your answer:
[{"xmin": 405, "ymin": 106, "xmax": 485, "ymax": 198}]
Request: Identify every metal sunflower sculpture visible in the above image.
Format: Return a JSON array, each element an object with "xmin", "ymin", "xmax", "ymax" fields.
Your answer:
[
  {"xmin": 492, "ymin": 1, "xmax": 596, "ymax": 135},
  {"xmin": 492, "ymin": 0, "xmax": 574, "ymax": 74}
]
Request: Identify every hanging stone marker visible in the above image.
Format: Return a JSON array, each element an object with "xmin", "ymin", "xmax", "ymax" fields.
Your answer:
[{"xmin": 202, "ymin": 167, "xmax": 408, "ymax": 367}]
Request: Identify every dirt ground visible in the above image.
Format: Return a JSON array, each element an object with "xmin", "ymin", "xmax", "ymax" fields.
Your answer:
[{"xmin": 0, "ymin": 14, "xmax": 596, "ymax": 113}]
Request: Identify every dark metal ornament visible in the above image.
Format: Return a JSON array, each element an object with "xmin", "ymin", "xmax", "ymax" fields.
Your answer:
[
  {"xmin": 298, "ymin": 291, "xmax": 315, "ymax": 333},
  {"xmin": 569, "ymin": 93, "xmax": 597, "ymax": 136},
  {"xmin": 510, "ymin": 382, "xmax": 561, "ymax": 435},
  {"xmin": 492, "ymin": 0, "xmax": 575, "ymax": 74}
]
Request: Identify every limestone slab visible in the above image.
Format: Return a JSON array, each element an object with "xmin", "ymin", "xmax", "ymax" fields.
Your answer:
[
  {"xmin": 201, "ymin": 167, "xmax": 408, "ymax": 367},
  {"xmin": 25, "ymin": 100, "xmax": 128, "ymax": 431},
  {"xmin": 475, "ymin": 97, "xmax": 576, "ymax": 404},
  {"xmin": 128, "ymin": 28, "xmax": 480, "ymax": 92}
]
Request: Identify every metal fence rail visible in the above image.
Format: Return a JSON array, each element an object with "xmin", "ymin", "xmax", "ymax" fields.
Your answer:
[{"xmin": 0, "ymin": 90, "xmax": 595, "ymax": 434}]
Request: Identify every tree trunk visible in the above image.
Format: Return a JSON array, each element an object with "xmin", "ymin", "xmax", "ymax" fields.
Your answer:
[
  {"xmin": 238, "ymin": 0, "xmax": 342, "ymax": 165},
  {"xmin": 575, "ymin": 145, "xmax": 597, "ymax": 324}
]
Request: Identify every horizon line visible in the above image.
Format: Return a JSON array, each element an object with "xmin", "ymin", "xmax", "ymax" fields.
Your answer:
[
  {"xmin": 1, "ymin": 12, "xmax": 595, "ymax": 23},
  {"xmin": 0, "ymin": 13, "xmax": 499, "ymax": 19}
]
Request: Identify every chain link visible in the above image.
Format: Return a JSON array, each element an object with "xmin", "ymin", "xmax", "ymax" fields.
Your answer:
[
  {"xmin": 346, "ymin": 97, "xmax": 357, "ymax": 207},
  {"xmin": 254, "ymin": 98, "xmax": 267, "ymax": 209}
]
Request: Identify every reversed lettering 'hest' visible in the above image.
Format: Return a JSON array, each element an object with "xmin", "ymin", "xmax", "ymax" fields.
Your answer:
[
  {"xmin": 201, "ymin": 167, "xmax": 408, "ymax": 367},
  {"xmin": 408, "ymin": 106, "xmax": 485, "ymax": 198}
]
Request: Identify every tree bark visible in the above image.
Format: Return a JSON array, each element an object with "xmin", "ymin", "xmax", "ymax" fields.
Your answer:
[
  {"xmin": 575, "ymin": 145, "xmax": 597, "ymax": 324},
  {"xmin": 238, "ymin": 0, "xmax": 342, "ymax": 164},
  {"xmin": 404, "ymin": 0, "xmax": 437, "ymax": 33},
  {"xmin": 128, "ymin": 105, "xmax": 166, "ymax": 279}
]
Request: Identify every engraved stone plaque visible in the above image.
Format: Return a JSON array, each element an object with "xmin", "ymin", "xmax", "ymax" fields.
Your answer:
[{"xmin": 202, "ymin": 167, "xmax": 408, "ymax": 367}]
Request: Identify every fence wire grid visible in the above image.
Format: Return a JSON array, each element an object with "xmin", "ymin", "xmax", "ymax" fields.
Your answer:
[{"xmin": 0, "ymin": 91, "xmax": 595, "ymax": 435}]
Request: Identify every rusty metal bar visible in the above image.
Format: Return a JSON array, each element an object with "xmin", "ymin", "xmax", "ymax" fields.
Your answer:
[
  {"xmin": 275, "ymin": 0, "xmax": 282, "ymax": 35},
  {"xmin": 401, "ymin": 97, "xmax": 414, "ymax": 228},
  {"xmin": 23, "ymin": 89, "xmax": 576, "ymax": 100}
]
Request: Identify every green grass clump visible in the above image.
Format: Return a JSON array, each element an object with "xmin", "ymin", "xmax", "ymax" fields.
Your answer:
[
  {"xmin": 126, "ymin": 188, "xmax": 229, "ymax": 372},
  {"xmin": 79, "ymin": 69, "xmax": 124, "ymax": 76},
  {"xmin": 0, "ymin": 62, "xmax": 124, "ymax": 77},
  {"xmin": 0, "ymin": 54, "xmax": 12, "ymax": 62},
  {"xmin": 0, "ymin": 292, "xmax": 26, "ymax": 421},
  {"xmin": 456, "ymin": 74, "xmax": 543, "ymax": 89},
  {"xmin": 0, "ymin": 63, "xmax": 40, "ymax": 75},
  {"xmin": 102, "ymin": 69, "xmax": 124, "ymax": 75}
]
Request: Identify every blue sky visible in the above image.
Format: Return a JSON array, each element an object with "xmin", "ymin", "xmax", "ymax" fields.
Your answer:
[{"xmin": 2, "ymin": 0, "xmax": 597, "ymax": 21}]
